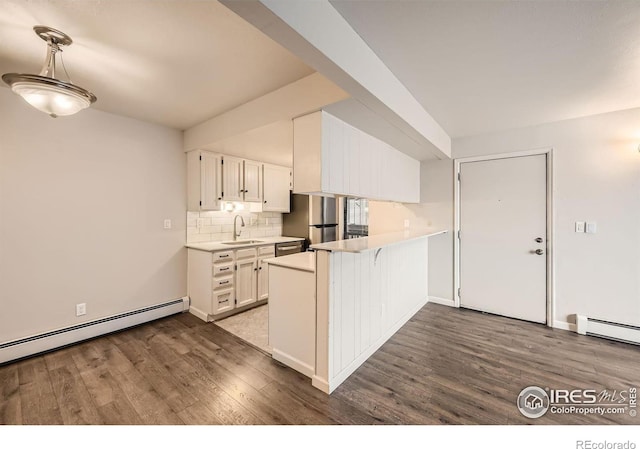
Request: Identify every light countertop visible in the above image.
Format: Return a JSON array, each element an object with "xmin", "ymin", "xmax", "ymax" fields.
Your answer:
[
  {"xmin": 186, "ymin": 236, "xmax": 304, "ymax": 252},
  {"xmin": 309, "ymin": 229, "xmax": 448, "ymax": 253},
  {"xmin": 263, "ymin": 252, "xmax": 315, "ymax": 273}
]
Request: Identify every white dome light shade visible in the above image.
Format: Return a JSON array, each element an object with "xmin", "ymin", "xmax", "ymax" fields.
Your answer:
[
  {"xmin": 2, "ymin": 26, "xmax": 97, "ymax": 118},
  {"xmin": 8, "ymin": 78, "xmax": 94, "ymax": 117}
]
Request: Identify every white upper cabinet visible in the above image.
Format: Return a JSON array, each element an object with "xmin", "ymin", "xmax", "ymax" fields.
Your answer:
[
  {"xmin": 188, "ymin": 151, "xmax": 290, "ymax": 211},
  {"xmin": 293, "ymin": 111, "xmax": 420, "ymax": 203},
  {"xmin": 263, "ymin": 164, "xmax": 291, "ymax": 212},
  {"xmin": 222, "ymin": 156, "xmax": 244, "ymax": 202},
  {"xmin": 187, "ymin": 150, "xmax": 223, "ymax": 211},
  {"xmin": 243, "ymin": 159, "xmax": 263, "ymax": 202},
  {"xmin": 222, "ymin": 156, "xmax": 263, "ymax": 203}
]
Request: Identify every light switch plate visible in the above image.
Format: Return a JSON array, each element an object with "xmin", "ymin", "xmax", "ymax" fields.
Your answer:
[
  {"xmin": 163, "ymin": 219, "xmax": 172, "ymax": 229},
  {"xmin": 575, "ymin": 221, "xmax": 585, "ymax": 233},
  {"xmin": 404, "ymin": 219, "xmax": 410, "ymax": 228},
  {"xmin": 76, "ymin": 303, "xmax": 86, "ymax": 317},
  {"xmin": 586, "ymin": 222, "xmax": 597, "ymax": 234}
]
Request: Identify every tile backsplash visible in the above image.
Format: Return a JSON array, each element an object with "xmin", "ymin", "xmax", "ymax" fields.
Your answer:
[{"xmin": 187, "ymin": 210, "xmax": 283, "ymax": 243}]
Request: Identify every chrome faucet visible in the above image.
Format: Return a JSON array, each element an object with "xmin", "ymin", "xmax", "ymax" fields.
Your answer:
[{"xmin": 233, "ymin": 215, "xmax": 245, "ymax": 241}]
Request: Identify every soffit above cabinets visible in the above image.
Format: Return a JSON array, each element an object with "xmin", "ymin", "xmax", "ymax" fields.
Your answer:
[
  {"xmin": 202, "ymin": 120, "xmax": 294, "ymax": 168},
  {"xmin": 0, "ymin": 0, "xmax": 314, "ymax": 130}
]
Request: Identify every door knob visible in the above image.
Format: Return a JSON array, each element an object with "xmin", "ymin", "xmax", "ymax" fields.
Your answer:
[
  {"xmin": 535, "ymin": 237, "xmax": 543, "ymax": 243},
  {"xmin": 535, "ymin": 249, "xmax": 544, "ymax": 255}
]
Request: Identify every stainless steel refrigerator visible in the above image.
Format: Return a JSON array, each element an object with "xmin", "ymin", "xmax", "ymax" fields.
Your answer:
[{"xmin": 282, "ymin": 194, "xmax": 339, "ymax": 249}]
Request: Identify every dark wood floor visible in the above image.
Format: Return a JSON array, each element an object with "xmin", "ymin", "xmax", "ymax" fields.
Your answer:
[{"xmin": 0, "ymin": 303, "xmax": 637, "ymax": 425}]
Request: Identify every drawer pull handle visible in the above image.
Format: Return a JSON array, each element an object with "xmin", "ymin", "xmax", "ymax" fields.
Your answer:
[
  {"xmin": 219, "ymin": 254, "xmax": 229, "ymax": 258},
  {"xmin": 219, "ymin": 299, "xmax": 229, "ymax": 304},
  {"xmin": 220, "ymin": 280, "xmax": 229, "ymax": 285},
  {"xmin": 220, "ymin": 267, "xmax": 229, "ymax": 271}
]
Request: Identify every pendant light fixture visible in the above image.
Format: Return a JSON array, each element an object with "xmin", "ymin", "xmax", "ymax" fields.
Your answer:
[{"xmin": 2, "ymin": 26, "xmax": 97, "ymax": 118}]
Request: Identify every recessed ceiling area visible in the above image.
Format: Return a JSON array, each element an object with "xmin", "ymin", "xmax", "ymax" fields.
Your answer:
[
  {"xmin": 331, "ymin": 0, "xmax": 640, "ymax": 138},
  {"xmin": 0, "ymin": 0, "xmax": 314, "ymax": 130},
  {"xmin": 203, "ymin": 120, "xmax": 294, "ymax": 167}
]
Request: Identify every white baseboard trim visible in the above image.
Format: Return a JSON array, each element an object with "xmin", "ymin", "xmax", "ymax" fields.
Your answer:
[
  {"xmin": 553, "ymin": 319, "xmax": 577, "ymax": 332},
  {"xmin": 188, "ymin": 305, "xmax": 211, "ymax": 322},
  {"xmin": 0, "ymin": 296, "xmax": 189, "ymax": 365},
  {"xmin": 325, "ymin": 296, "xmax": 429, "ymax": 394},
  {"xmin": 428, "ymin": 296, "xmax": 456, "ymax": 307},
  {"xmin": 272, "ymin": 348, "xmax": 314, "ymax": 378},
  {"xmin": 312, "ymin": 376, "xmax": 330, "ymax": 394}
]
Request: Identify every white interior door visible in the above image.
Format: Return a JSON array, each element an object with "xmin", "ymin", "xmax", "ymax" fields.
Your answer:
[{"xmin": 459, "ymin": 154, "xmax": 547, "ymax": 323}]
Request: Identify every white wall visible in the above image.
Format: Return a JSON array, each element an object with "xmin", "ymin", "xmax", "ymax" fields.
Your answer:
[
  {"xmin": 371, "ymin": 107, "xmax": 640, "ymax": 327},
  {"xmin": 369, "ymin": 160, "xmax": 453, "ymax": 300},
  {"xmin": 0, "ymin": 88, "xmax": 187, "ymax": 343}
]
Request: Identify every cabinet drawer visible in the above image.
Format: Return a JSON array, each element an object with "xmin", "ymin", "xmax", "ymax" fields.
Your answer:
[
  {"xmin": 212, "ymin": 288, "xmax": 234, "ymax": 315},
  {"xmin": 213, "ymin": 261, "xmax": 234, "ymax": 277},
  {"xmin": 213, "ymin": 276, "xmax": 233, "ymax": 291},
  {"xmin": 257, "ymin": 245, "xmax": 275, "ymax": 257},
  {"xmin": 236, "ymin": 247, "xmax": 257, "ymax": 260},
  {"xmin": 212, "ymin": 251, "xmax": 234, "ymax": 263}
]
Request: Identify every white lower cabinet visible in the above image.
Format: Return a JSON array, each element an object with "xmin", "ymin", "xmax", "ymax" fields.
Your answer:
[
  {"xmin": 188, "ymin": 244, "xmax": 275, "ymax": 321},
  {"xmin": 235, "ymin": 248, "xmax": 258, "ymax": 308},
  {"xmin": 257, "ymin": 245, "xmax": 275, "ymax": 301}
]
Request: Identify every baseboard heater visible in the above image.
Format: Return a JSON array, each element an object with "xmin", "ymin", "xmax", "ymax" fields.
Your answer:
[
  {"xmin": 0, "ymin": 297, "xmax": 189, "ymax": 365},
  {"xmin": 576, "ymin": 315, "xmax": 640, "ymax": 345}
]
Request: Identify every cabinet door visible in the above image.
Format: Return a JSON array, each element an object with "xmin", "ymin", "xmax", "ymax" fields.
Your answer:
[
  {"xmin": 257, "ymin": 258, "xmax": 269, "ymax": 301},
  {"xmin": 325, "ymin": 112, "xmax": 345, "ymax": 194},
  {"xmin": 263, "ymin": 164, "xmax": 291, "ymax": 212},
  {"xmin": 243, "ymin": 159, "xmax": 263, "ymax": 202},
  {"xmin": 345, "ymin": 124, "xmax": 360, "ymax": 197},
  {"xmin": 223, "ymin": 156, "xmax": 244, "ymax": 201},
  {"xmin": 235, "ymin": 258, "xmax": 258, "ymax": 307},
  {"xmin": 201, "ymin": 152, "xmax": 223, "ymax": 210}
]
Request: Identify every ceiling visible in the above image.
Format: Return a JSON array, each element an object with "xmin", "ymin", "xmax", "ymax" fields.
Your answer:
[
  {"xmin": 3, "ymin": 1, "xmax": 640, "ymax": 142},
  {"xmin": 0, "ymin": 0, "xmax": 314, "ymax": 130},
  {"xmin": 331, "ymin": 0, "xmax": 640, "ymax": 138}
]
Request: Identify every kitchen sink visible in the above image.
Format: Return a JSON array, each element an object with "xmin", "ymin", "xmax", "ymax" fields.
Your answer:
[{"xmin": 221, "ymin": 240, "xmax": 264, "ymax": 245}]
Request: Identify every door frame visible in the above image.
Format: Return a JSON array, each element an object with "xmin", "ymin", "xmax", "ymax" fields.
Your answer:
[{"xmin": 453, "ymin": 147, "xmax": 555, "ymax": 327}]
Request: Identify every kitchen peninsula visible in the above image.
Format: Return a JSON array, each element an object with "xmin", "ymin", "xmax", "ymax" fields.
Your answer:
[{"xmin": 266, "ymin": 229, "xmax": 447, "ymax": 394}]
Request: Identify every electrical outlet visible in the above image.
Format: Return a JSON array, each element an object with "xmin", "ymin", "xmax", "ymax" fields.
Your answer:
[
  {"xmin": 404, "ymin": 219, "xmax": 410, "ymax": 229},
  {"xmin": 575, "ymin": 221, "xmax": 585, "ymax": 233},
  {"xmin": 266, "ymin": 218, "xmax": 269, "ymax": 226},
  {"xmin": 163, "ymin": 219, "xmax": 172, "ymax": 229},
  {"xmin": 76, "ymin": 303, "xmax": 86, "ymax": 317},
  {"xmin": 586, "ymin": 222, "xmax": 597, "ymax": 234},
  {"xmin": 196, "ymin": 218, "xmax": 204, "ymax": 228}
]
